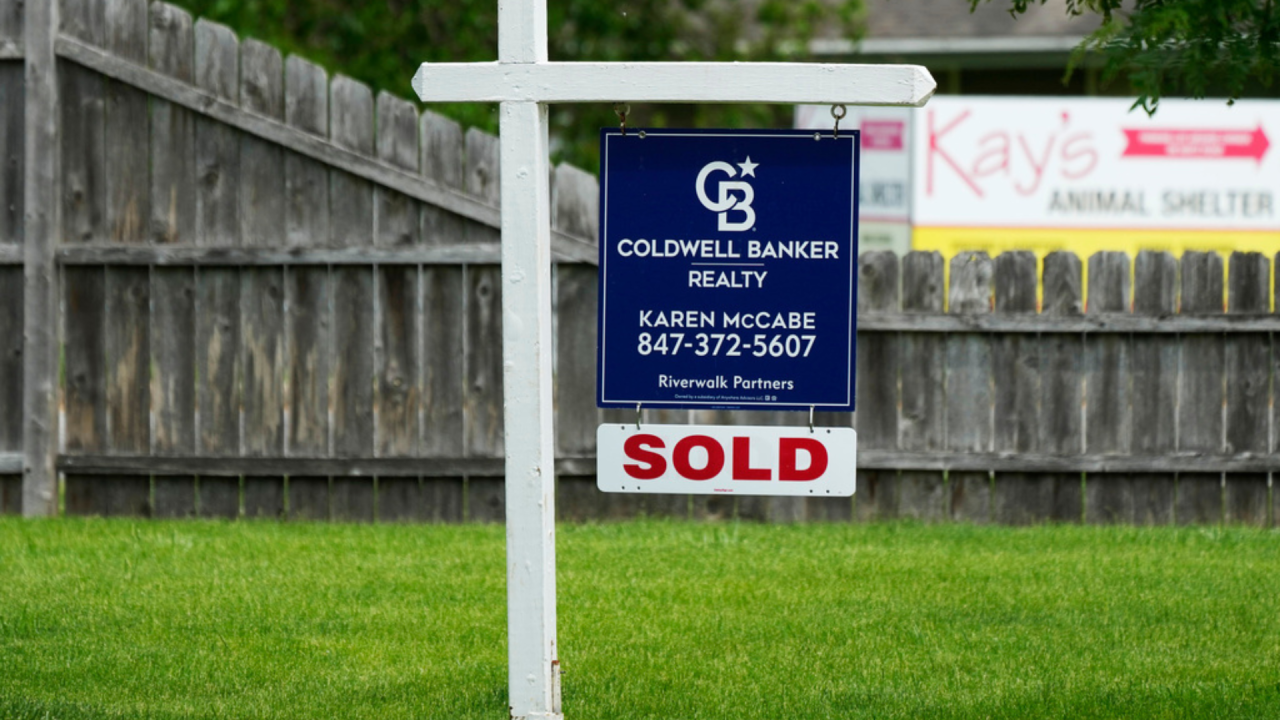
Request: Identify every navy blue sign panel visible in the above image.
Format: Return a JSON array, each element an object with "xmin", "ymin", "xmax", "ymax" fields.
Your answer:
[{"xmin": 597, "ymin": 128, "xmax": 859, "ymax": 412}]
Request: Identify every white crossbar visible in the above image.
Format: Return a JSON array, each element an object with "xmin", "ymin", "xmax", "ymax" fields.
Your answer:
[{"xmin": 414, "ymin": 61, "xmax": 935, "ymax": 106}]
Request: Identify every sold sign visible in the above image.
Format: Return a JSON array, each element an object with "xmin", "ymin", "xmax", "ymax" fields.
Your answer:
[{"xmin": 597, "ymin": 424, "xmax": 856, "ymax": 497}]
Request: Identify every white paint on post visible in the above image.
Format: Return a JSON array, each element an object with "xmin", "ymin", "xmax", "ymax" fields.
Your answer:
[
  {"xmin": 499, "ymin": 99, "xmax": 561, "ymax": 720},
  {"xmin": 413, "ymin": 61, "xmax": 935, "ymax": 107},
  {"xmin": 496, "ymin": 0, "xmax": 560, "ymax": 718}
]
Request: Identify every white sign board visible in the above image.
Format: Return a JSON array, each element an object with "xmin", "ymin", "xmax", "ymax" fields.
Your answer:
[
  {"xmin": 598, "ymin": 423, "xmax": 856, "ymax": 497},
  {"xmin": 796, "ymin": 104, "xmax": 912, "ymax": 254},
  {"xmin": 915, "ymin": 95, "xmax": 1276, "ymax": 230},
  {"xmin": 908, "ymin": 96, "xmax": 1279, "ymax": 259}
]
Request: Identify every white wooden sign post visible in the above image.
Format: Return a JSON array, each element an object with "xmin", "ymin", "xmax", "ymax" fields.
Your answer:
[{"xmin": 413, "ymin": 4, "xmax": 934, "ymax": 717}]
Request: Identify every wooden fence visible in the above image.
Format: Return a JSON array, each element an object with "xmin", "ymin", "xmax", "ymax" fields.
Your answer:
[{"xmin": 1, "ymin": 0, "xmax": 1276, "ymax": 525}]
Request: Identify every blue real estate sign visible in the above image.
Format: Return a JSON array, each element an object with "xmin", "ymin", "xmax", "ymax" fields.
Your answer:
[{"xmin": 597, "ymin": 128, "xmax": 860, "ymax": 412}]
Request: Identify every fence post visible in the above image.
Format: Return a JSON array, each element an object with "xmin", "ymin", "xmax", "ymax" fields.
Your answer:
[{"xmin": 22, "ymin": 0, "xmax": 59, "ymax": 516}]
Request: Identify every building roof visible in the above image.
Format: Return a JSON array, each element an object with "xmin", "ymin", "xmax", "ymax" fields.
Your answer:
[{"xmin": 813, "ymin": 0, "xmax": 1102, "ymax": 64}]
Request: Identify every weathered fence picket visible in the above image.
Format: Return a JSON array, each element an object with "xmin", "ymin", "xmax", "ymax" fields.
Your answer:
[
  {"xmin": 896, "ymin": 251, "xmax": 946, "ymax": 521},
  {"xmin": 0, "ymin": 12, "xmax": 21, "ymax": 511},
  {"xmin": 1130, "ymin": 251, "xmax": 1179, "ymax": 525},
  {"xmin": 991, "ymin": 251, "xmax": 1041, "ymax": 525},
  {"xmin": 1, "ymin": 1, "xmax": 1275, "ymax": 526},
  {"xmin": 1224, "ymin": 252, "xmax": 1270, "ymax": 526},
  {"xmin": 1084, "ymin": 251, "xmax": 1133, "ymax": 523}
]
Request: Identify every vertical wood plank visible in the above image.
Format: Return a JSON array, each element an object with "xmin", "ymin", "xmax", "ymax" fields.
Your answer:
[
  {"xmin": 102, "ymin": 266, "xmax": 151, "ymax": 516},
  {"xmin": 468, "ymin": 477, "xmax": 506, "ymax": 523},
  {"xmin": 153, "ymin": 476, "xmax": 196, "ymax": 518},
  {"xmin": 0, "ymin": 62, "xmax": 22, "ymax": 245},
  {"xmin": 241, "ymin": 266, "xmax": 284, "ymax": 454},
  {"xmin": 332, "ymin": 478, "xmax": 376, "ymax": 522},
  {"xmin": 143, "ymin": 6, "xmax": 198, "ymax": 510},
  {"xmin": 239, "ymin": 38, "xmax": 283, "ymax": 247},
  {"xmin": 330, "ymin": 75, "xmax": 374, "ymax": 246},
  {"xmin": 104, "ymin": 0, "xmax": 149, "ymax": 243},
  {"xmin": 466, "ymin": 260, "xmax": 504, "ymax": 458},
  {"xmin": 1, "ymin": 475, "xmax": 19, "ymax": 515},
  {"xmin": 378, "ymin": 265, "xmax": 419, "ymax": 457},
  {"xmin": 283, "ymin": 56, "xmax": 330, "ymax": 467},
  {"xmin": 0, "ymin": 0, "xmax": 21, "ymax": 54},
  {"xmin": 60, "ymin": 0, "xmax": 104, "ymax": 46},
  {"xmin": 192, "ymin": 24, "xmax": 240, "ymax": 508},
  {"xmin": 418, "ymin": 111, "xmax": 467, "ymax": 521},
  {"xmin": 194, "ymin": 270, "xmax": 240, "ymax": 453},
  {"xmin": 1224, "ymin": 252, "xmax": 1270, "ymax": 525},
  {"xmin": 60, "ymin": 10, "xmax": 106, "ymax": 244},
  {"xmin": 238, "ymin": 39, "xmax": 284, "ymax": 509},
  {"xmin": 1177, "ymin": 251, "xmax": 1225, "ymax": 525},
  {"xmin": 152, "ymin": 267, "xmax": 195, "ymax": 457},
  {"xmin": 106, "ymin": 267, "xmax": 149, "ymax": 455},
  {"xmin": 243, "ymin": 475, "xmax": 283, "ymax": 518},
  {"xmin": 1130, "ymin": 251, "xmax": 1179, "ymax": 525},
  {"xmin": 896, "ymin": 251, "xmax": 945, "ymax": 521},
  {"xmin": 0, "ymin": 57, "xmax": 21, "ymax": 512},
  {"xmin": 194, "ymin": 19, "xmax": 239, "ymax": 247},
  {"xmin": 1040, "ymin": 252, "xmax": 1084, "ymax": 522},
  {"xmin": 333, "ymin": 265, "xmax": 374, "ymax": 457},
  {"xmin": 947, "ymin": 251, "xmax": 993, "ymax": 523},
  {"xmin": 1084, "ymin": 252, "xmax": 1135, "ymax": 524},
  {"xmin": 991, "ymin": 251, "xmax": 1049, "ymax": 525},
  {"xmin": 287, "ymin": 476, "xmax": 329, "ymax": 520},
  {"xmin": 552, "ymin": 163, "xmax": 605, "ymax": 514},
  {"xmin": 849, "ymin": 251, "xmax": 899, "ymax": 522},
  {"xmin": 374, "ymin": 93, "xmax": 421, "ymax": 468},
  {"xmin": 197, "ymin": 477, "xmax": 240, "ymax": 519},
  {"xmin": 284, "ymin": 56, "xmax": 329, "ymax": 248},
  {"xmin": 196, "ymin": 269, "xmax": 240, "ymax": 517},
  {"xmin": 420, "ymin": 110, "xmax": 466, "ymax": 246},
  {"xmin": 0, "ymin": 267, "xmax": 23, "ymax": 452},
  {"xmin": 464, "ymin": 129, "xmax": 503, "ymax": 461},
  {"xmin": 422, "ymin": 267, "xmax": 465, "ymax": 457},
  {"xmin": 148, "ymin": 2, "xmax": 195, "ymax": 245},
  {"xmin": 63, "ymin": 268, "xmax": 106, "ymax": 455},
  {"xmin": 375, "ymin": 91, "xmax": 419, "ymax": 248},
  {"xmin": 329, "ymin": 76, "xmax": 375, "ymax": 471}
]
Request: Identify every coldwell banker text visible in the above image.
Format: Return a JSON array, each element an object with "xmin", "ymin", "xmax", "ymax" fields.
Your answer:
[{"xmin": 615, "ymin": 238, "xmax": 841, "ymax": 288}]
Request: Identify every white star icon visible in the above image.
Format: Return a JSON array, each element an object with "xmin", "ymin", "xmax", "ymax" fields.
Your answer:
[{"xmin": 737, "ymin": 156, "xmax": 759, "ymax": 177}]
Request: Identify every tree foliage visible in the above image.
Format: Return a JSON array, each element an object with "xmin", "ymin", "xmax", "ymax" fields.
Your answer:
[
  {"xmin": 975, "ymin": 0, "xmax": 1280, "ymax": 111},
  {"xmin": 171, "ymin": 0, "xmax": 864, "ymax": 170}
]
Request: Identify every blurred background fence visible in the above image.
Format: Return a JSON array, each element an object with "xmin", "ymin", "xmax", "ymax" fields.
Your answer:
[{"xmin": 0, "ymin": 0, "xmax": 1275, "ymax": 525}]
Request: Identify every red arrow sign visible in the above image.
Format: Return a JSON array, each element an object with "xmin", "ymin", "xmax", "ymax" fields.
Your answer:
[{"xmin": 1122, "ymin": 126, "xmax": 1269, "ymax": 161}]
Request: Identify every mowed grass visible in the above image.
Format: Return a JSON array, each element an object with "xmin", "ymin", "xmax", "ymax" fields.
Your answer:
[{"xmin": 1, "ymin": 519, "xmax": 1278, "ymax": 719}]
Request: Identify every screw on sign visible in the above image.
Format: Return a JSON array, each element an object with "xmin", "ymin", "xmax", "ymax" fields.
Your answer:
[{"xmin": 598, "ymin": 423, "xmax": 856, "ymax": 497}]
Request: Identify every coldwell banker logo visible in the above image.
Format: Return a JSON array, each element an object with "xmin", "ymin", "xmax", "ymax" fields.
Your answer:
[{"xmin": 696, "ymin": 156, "xmax": 758, "ymax": 231}]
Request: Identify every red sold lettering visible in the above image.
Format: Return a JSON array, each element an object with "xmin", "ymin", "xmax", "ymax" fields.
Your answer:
[
  {"xmin": 673, "ymin": 435, "xmax": 725, "ymax": 481},
  {"xmin": 732, "ymin": 436, "xmax": 770, "ymax": 481},
  {"xmin": 779, "ymin": 437, "xmax": 829, "ymax": 481},
  {"xmin": 623, "ymin": 434, "xmax": 666, "ymax": 479}
]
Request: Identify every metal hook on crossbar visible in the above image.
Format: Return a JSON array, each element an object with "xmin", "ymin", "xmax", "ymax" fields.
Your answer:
[
  {"xmin": 831, "ymin": 104, "xmax": 847, "ymax": 139},
  {"xmin": 636, "ymin": 402, "xmax": 642, "ymax": 430},
  {"xmin": 614, "ymin": 103, "xmax": 631, "ymax": 136},
  {"xmin": 809, "ymin": 405, "xmax": 815, "ymax": 433}
]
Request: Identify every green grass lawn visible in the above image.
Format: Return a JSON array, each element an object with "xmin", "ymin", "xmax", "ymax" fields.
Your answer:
[{"xmin": 1, "ymin": 519, "xmax": 1278, "ymax": 719}]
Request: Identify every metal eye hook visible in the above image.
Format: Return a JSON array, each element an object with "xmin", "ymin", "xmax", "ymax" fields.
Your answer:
[
  {"xmin": 831, "ymin": 104, "xmax": 847, "ymax": 139},
  {"xmin": 636, "ymin": 402, "xmax": 642, "ymax": 430},
  {"xmin": 809, "ymin": 405, "xmax": 815, "ymax": 433},
  {"xmin": 614, "ymin": 103, "xmax": 631, "ymax": 136}
]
